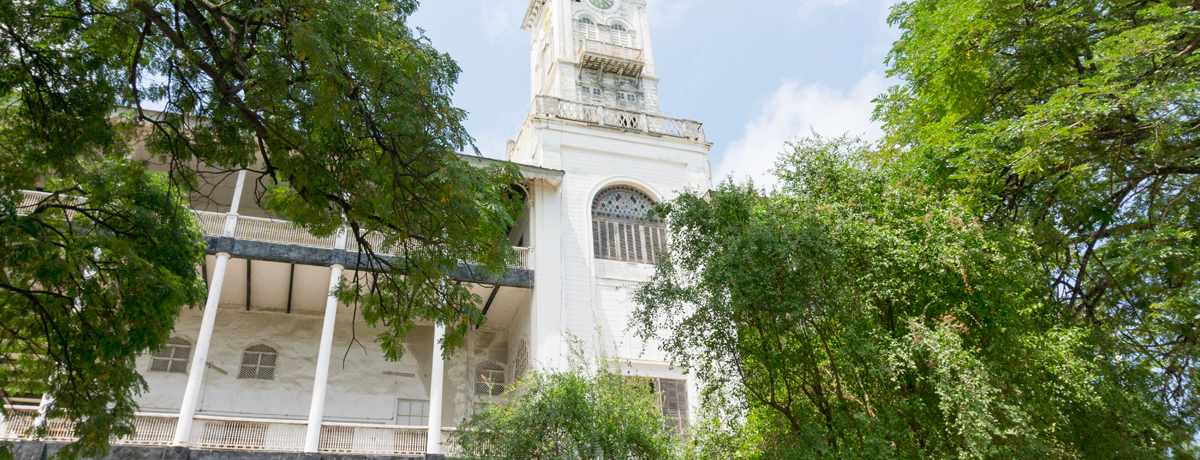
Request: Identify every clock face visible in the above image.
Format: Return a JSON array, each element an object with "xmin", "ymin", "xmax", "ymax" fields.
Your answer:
[{"xmin": 589, "ymin": 0, "xmax": 614, "ymax": 9}]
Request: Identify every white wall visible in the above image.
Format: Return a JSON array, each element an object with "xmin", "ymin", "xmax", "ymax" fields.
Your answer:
[
  {"xmin": 136, "ymin": 297, "xmax": 525, "ymax": 427},
  {"xmin": 521, "ymin": 118, "xmax": 710, "ymax": 375}
]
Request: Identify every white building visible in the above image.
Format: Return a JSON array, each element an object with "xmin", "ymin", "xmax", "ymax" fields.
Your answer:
[{"xmin": 2, "ymin": 0, "xmax": 712, "ymax": 457}]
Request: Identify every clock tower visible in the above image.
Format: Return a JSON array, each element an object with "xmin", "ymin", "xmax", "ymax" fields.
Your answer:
[
  {"xmin": 509, "ymin": 2, "xmax": 709, "ymax": 421},
  {"xmin": 520, "ymin": 0, "xmax": 662, "ymax": 115}
]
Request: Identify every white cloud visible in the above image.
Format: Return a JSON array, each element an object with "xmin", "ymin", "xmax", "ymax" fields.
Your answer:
[{"xmin": 715, "ymin": 72, "xmax": 888, "ymax": 189}]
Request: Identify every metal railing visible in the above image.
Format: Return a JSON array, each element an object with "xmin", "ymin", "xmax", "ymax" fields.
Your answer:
[
  {"xmin": 319, "ymin": 422, "xmax": 428, "ymax": 456},
  {"xmin": 0, "ymin": 410, "xmax": 444, "ymax": 456},
  {"xmin": 234, "ymin": 215, "xmax": 338, "ymax": 249},
  {"xmin": 533, "ymin": 96, "xmax": 706, "ymax": 142}
]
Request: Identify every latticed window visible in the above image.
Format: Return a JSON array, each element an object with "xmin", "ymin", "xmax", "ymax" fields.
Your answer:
[
  {"xmin": 512, "ymin": 339, "xmax": 530, "ymax": 382},
  {"xmin": 592, "ymin": 186, "xmax": 667, "ymax": 264},
  {"xmin": 150, "ymin": 337, "xmax": 191, "ymax": 373},
  {"xmin": 238, "ymin": 344, "xmax": 277, "ymax": 380},
  {"xmin": 475, "ymin": 362, "xmax": 507, "ymax": 396}
]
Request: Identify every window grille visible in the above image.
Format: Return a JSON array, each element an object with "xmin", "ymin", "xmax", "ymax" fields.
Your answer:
[
  {"xmin": 513, "ymin": 339, "xmax": 530, "ymax": 381},
  {"xmin": 652, "ymin": 378, "xmax": 690, "ymax": 436},
  {"xmin": 475, "ymin": 362, "xmax": 507, "ymax": 396},
  {"xmin": 149, "ymin": 337, "xmax": 191, "ymax": 373},
  {"xmin": 591, "ymin": 186, "xmax": 666, "ymax": 264},
  {"xmin": 396, "ymin": 399, "xmax": 430, "ymax": 426},
  {"xmin": 610, "ymin": 24, "xmax": 627, "ymax": 32},
  {"xmin": 238, "ymin": 344, "xmax": 277, "ymax": 380}
]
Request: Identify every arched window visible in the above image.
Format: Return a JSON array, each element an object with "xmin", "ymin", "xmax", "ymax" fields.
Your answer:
[
  {"xmin": 475, "ymin": 362, "xmax": 507, "ymax": 396},
  {"xmin": 238, "ymin": 344, "xmax": 277, "ymax": 380},
  {"xmin": 150, "ymin": 337, "xmax": 191, "ymax": 374},
  {"xmin": 578, "ymin": 17, "xmax": 594, "ymax": 25},
  {"xmin": 512, "ymin": 339, "xmax": 530, "ymax": 382},
  {"xmin": 592, "ymin": 185, "xmax": 666, "ymax": 264},
  {"xmin": 610, "ymin": 23, "xmax": 626, "ymax": 31}
]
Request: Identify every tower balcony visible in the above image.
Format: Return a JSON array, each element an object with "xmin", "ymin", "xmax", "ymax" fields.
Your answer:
[
  {"xmin": 577, "ymin": 40, "xmax": 644, "ymax": 77},
  {"xmin": 533, "ymin": 96, "xmax": 706, "ymax": 143}
]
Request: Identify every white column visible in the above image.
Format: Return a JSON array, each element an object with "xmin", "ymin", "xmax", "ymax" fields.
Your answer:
[
  {"xmin": 222, "ymin": 170, "xmax": 248, "ymax": 237},
  {"xmin": 303, "ymin": 261, "xmax": 345, "ymax": 453},
  {"xmin": 425, "ymin": 324, "xmax": 446, "ymax": 454},
  {"xmin": 172, "ymin": 170, "xmax": 247, "ymax": 446},
  {"xmin": 172, "ymin": 252, "xmax": 229, "ymax": 445},
  {"xmin": 31, "ymin": 393, "xmax": 53, "ymax": 436},
  {"xmin": 0, "ymin": 406, "xmax": 8, "ymax": 439}
]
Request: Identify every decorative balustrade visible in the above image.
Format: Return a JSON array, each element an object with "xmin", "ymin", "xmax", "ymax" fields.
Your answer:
[
  {"xmin": 534, "ymin": 96, "xmax": 706, "ymax": 142},
  {"xmin": 189, "ymin": 416, "xmax": 306, "ymax": 452},
  {"xmin": 318, "ymin": 423, "xmax": 427, "ymax": 456},
  {"xmin": 13, "ymin": 190, "xmax": 87, "ymax": 218},
  {"xmin": 195, "ymin": 211, "xmax": 226, "ymax": 237},
  {"xmin": 234, "ymin": 215, "xmax": 339, "ymax": 249},
  {"xmin": 0, "ymin": 410, "xmax": 446, "ymax": 456}
]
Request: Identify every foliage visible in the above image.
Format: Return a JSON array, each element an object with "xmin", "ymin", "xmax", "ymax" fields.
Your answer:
[
  {"xmin": 0, "ymin": 165, "xmax": 207, "ymax": 459},
  {"xmin": 879, "ymin": 0, "xmax": 1200, "ymax": 430},
  {"xmin": 635, "ymin": 135, "xmax": 1194, "ymax": 459},
  {"xmin": 0, "ymin": 0, "xmax": 520, "ymax": 456},
  {"xmin": 452, "ymin": 343, "xmax": 682, "ymax": 460}
]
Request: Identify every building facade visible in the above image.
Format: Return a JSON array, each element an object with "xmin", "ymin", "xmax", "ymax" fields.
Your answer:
[{"xmin": 1, "ymin": 0, "xmax": 712, "ymax": 456}]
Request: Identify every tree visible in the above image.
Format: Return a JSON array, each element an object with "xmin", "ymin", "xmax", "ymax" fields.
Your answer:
[
  {"xmin": 634, "ymin": 135, "xmax": 1193, "ymax": 459},
  {"xmin": 0, "ymin": 0, "xmax": 520, "ymax": 457},
  {"xmin": 452, "ymin": 343, "xmax": 682, "ymax": 460},
  {"xmin": 877, "ymin": 0, "xmax": 1200, "ymax": 452}
]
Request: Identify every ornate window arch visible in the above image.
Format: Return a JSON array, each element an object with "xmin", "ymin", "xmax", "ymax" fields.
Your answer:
[
  {"xmin": 150, "ymin": 337, "xmax": 192, "ymax": 374},
  {"xmin": 475, "ymin": 362, "xmax": 507, "ymax": 396},
  {"xmin": 512, "ymin": 338, "xmax": 530, "ymax": 382},
  {"xmin": 238, "ymin": 344, "xmax": 278, "ymax": 380},
  {"xmin": 592, "ymin": 185, "xmax": 666, "ymax": 264}
]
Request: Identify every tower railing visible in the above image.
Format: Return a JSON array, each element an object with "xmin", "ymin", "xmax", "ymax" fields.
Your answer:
[{"xmin": 533, "ymin": 96, "xmax": 706, "ymax": 143}]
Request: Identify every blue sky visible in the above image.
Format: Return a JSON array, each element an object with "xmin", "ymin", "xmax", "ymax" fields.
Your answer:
[{"xmin": 410, "ymin": 0, "xmax": 902, "ymax": 186}]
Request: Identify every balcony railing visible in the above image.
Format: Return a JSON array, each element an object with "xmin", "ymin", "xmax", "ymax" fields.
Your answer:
[
  {"xmin": 533, "ymin": 96, "xmax": 706, "ymax": 142},
  {"xmin": 0, "ymin": 408, "xmax": 456, "ymax": 456},
  {"xmin": 12, "ymin": 191, "xmax": 532, "ymax": 270}
]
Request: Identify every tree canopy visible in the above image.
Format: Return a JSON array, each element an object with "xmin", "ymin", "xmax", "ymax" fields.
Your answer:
[
  {"xmin": 634, "ymin": 0, "xmax": 1200, "ymax": 456},
  {"xmin": 0, "ymin": 0, "xmax": 520, "ymax": 456}
]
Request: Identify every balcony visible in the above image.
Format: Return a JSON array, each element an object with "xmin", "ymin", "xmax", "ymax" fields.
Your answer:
[
  {"xmin": 0, "ymin": 407, "xmax": 458, "ymax": 456},
  {"xmin": 14, "ymin": 190, "xmax": 532, "ymax": 271},
  {"xmin": 195, "ymin": 210, "xmax": 532, "ymax": 270},
  {"xmin": 578, "ymin": 39, "xmax": 644, "ymax": 77},
  {"xmin": 533, "ymin": 96, "xmax": 706, "ymax": 142}
]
